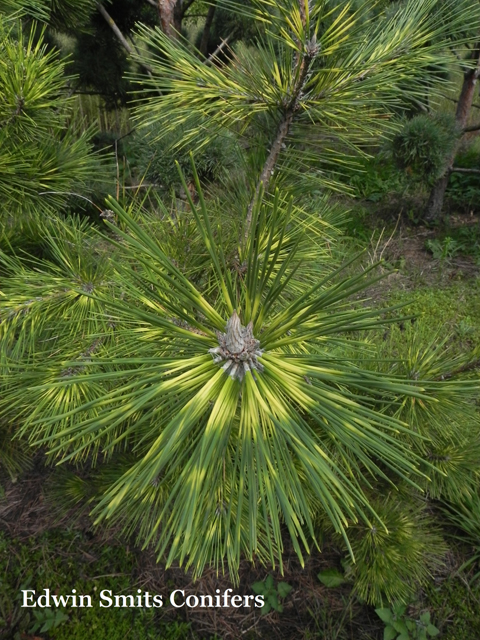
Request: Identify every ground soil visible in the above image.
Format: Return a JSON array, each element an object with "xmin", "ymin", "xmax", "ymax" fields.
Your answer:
[{"xmin": 351, "ymin": 206, "xmax": 480, "ymax": 303}]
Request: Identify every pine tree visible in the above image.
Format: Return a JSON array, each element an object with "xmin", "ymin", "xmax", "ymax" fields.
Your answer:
[{"xmin": 1, "ymin": 0, "xmax": 480, "ymax": 587}]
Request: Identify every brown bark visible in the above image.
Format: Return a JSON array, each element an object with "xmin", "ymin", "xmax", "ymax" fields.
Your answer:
[
  {"xmin": 157, "ymin": 0, "xmax": 196, "ymax": 37},
  {"xmin": 158, "ymin": 0, "xmax": 177, "ymax": 37},
  {"xmin": 426, "ymin": 172, "xmax": 450, "ymax": 221},
  {"xmin": 426, "ymin": 44, "xmax": 480, "ymax": 222}
]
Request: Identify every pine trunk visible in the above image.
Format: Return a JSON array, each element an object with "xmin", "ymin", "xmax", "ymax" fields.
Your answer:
[
  {"xmin": 158, "ymin": 0, "xmax": 181, "ymax": 37},
  {"xmin": 199, "ymin": 3, "xmax": 217, "ymax": 57},
  {"xmin": 425, "ymin": 45, "xmax": 480, "ymax": 222}
]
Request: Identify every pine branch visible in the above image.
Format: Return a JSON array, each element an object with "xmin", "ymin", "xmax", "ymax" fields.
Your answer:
[
  {"xmin": 450, "ymin": 45, "xmax": 472, "ymax": 74},
  {"xmin": 443, "ymin": 95, "xmax": 480, "ymax": 110},
  {"xmin": 2, "ymin": 292, "xmax": 66, "ymax": 322},
  {"xmin": 60, "ymin": 338, "xmax": 106, "ymax": 378},
  {"xmin": 244, "ymin": 35, "xmax": 319, "ymax": 242},
  {"xmin": 96, "ymin": 3, "xmax": 133, "ymax": 54},
  {"xmin": 245, "ymin": 112, "xmax": 294, "ymax": 236},
  {"xmin": 463, "ymin": 122, "xmax": 480, "ymax": 133}
]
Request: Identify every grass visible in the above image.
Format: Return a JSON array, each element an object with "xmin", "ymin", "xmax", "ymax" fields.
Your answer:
[
  {"xmin": 386, "ymin": 279, "xmax": 480, "ymax": 350},
  {"xmin": 423, "ymin": 575, "xmax": 480, "ymax": 640}
]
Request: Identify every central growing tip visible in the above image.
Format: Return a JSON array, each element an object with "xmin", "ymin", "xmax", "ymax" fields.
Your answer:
[{"xmin": 209, "ymin": 311, "xmax": 264, "ymax": 381}]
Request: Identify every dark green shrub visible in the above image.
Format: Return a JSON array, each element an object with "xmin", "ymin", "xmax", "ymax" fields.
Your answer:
[
  {"xmin": 323, "ymin": 492, "xmax": 447, "ymax": 605},
  {"xmin": 390, "ymin": 114, "xmax": 458, "ymax": 183},
  {"xmin": 125, "ymin": 124, "xmax": 240, "ymax": 193}
]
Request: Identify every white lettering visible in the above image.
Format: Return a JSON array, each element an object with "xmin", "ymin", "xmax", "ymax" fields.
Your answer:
[
  {"xmin": 199, "ymin": 594, "xmax": 213, "ymax": 607},
  {"xmin": 185, "ymin": 594, "xmax": 199, "ymax": 608},
  {"xmin": 231, "ymin": 595, "xmax": 243, "ymax": 607},
  {"xmin": 78, "ymin": 594, "xmax": 92, "ymax": 607},
  {"xmin": 99, "ymin": 589, "xmax": 113, "ymax": 607},
  {"xmin": 51, "ymin": 594, "xmax": 70, "ymax": 607},
  {"xmin": 37, "ymin": 589, "xmax": 50, "ymax": 608},
  {"xmin": 21, "ymin": 590, "xmax": 36, "ymax": 607},
  {"xmin": 114, "ymin": 595, "xmax": 135, "ymax": 608},
  {"xmin": 152, "ymin": 594, "xmax": 163, "ymax": 608},
  {"xmin": 254, "ymin": 594, "xmax": 265, "ymax": 608},
  {"xmin": 170, "ymin": 590, "xmax": 185, "ymax": 608}
]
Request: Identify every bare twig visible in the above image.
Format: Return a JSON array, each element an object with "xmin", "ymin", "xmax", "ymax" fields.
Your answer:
[
  {"xmin": 96, "ymin": 3, "xmax": 153, "ymax": 77},
  {"xmin": 38, "ymin": 191, "xmax": 103, "ymax": 212},
  {"xmin": 450, "ymin": 167, "xmax": 480, "ymax": 174},
  {"xmin": 442, "ymin": 95, "xmax": 480, "ymax": 110},
  {"xmin": 204, "ymin": 35, "xmax": 232, "ymax": 65}
]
